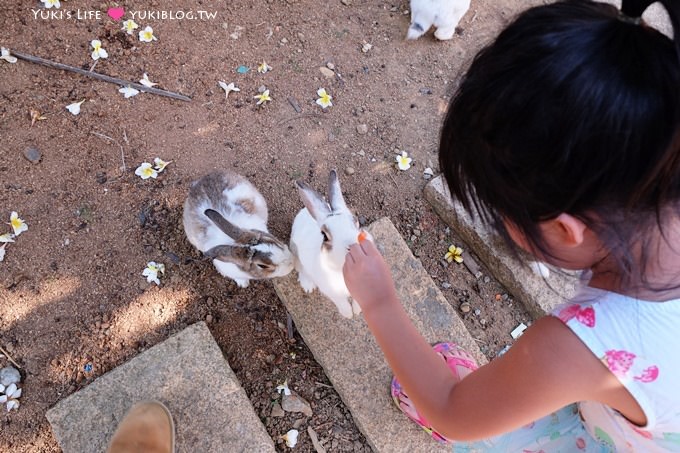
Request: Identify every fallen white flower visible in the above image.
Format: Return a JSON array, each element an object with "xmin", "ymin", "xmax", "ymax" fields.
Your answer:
[
  {"xmin": 218, "ymin": 81, "xmax": 240, "ymax": 99},
  {"xmin": 0, "ymin": 47, "xmax": 17, "ymax": 64},
  {"xmin": 66, "ymin": 100, "xmax": 85, "ymax": 116},
  {"xmin": 142, "ymin": 261, "xmax": 165, "ymax": 285},
  {"xmin": 9, "ymin": 212, "xmax": 28, "ymax": 237},
  {"xmin": 41, "ymin": 0, "xmax": 60, "ymax": 8},
  {"xmin": 0, "ymin": 383, "xmax": 21, "ymax": 412},
  {"xmin": 119, "ymin": 86, "xmax": 140, "ymax": 98},
  {"xmin": 153, "ymin": 157, "xmax": 171, "ymax": 173},
  {"xmin": 276, "ymin": 380, "xmax": 291, "ymax": 396},
  {"xmin": 0, "ymin": 244, "xmax": 6, "ymax": 263},
  {"xmin": 139, "ymin": 73, "xmax": 157, "ymax": 88},
  {"xmin": 135, "ymin": 162, "xmax": 158, "ymax": 180},
  {"xmin": 122, "ymin": 19, "xmax": 139, "ymax": 35},
  {"xmin": 282, "ymin": 429, "xmax": 299, "ymax": 448},
  {"xmin": 0, "ymin": 233, "xmax": 15, "ymax": 243},
  {"xmin": 91, "ymin": 39, "xmax": 108, "ymax": 61},
  {"xmin": 139, "ymin": 26, "xmax": 157, "ymax": 43}
]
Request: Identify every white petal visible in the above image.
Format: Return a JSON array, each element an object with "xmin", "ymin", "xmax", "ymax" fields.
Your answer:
[
  {"xmin": 66, "ymin": 100, "xmax": 84, "ymax": 115},
  {"xmin": 11, "ymin": 388, "xmax": 21, "ymax": 399},
  {"xmin": 119, "ymin": 86, "xmax": 140, "ymax": 98},
  {"xmin": 5, "ymin": 384, "xmax": 16, "ymax": 396},
  {"xmin": 6, "ymin": 399, "xmax": 18, "ymax": 411},
  {"xmin": 98, "ymin": 48, "xmax": 108, "ymax": 59},
  {"xmin": 0, "ymin": 395, "xmax": 7, "ymax": 404},
  {"xmin": 0, "ymin": 244, "xmax": 5, "ymax": 263},
  {"xmin": 0, "ymin": 384, "xmax": 4, "ymax": 393},
  {"xmin": 529, "ymin": 261, "xmax": 550, "ymax": 279},
  {"xmin": 283, "ymin": 429, "xmax": 299, "ymax": 448},
  {"xmin": 0, "ymin": 233, "xmax": 14, "ymax": 243}
]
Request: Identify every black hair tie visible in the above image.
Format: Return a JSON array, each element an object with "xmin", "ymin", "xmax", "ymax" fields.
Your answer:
[{"xmin": 618, "ymin": 11, "xmax": 642, "ymax": 25}]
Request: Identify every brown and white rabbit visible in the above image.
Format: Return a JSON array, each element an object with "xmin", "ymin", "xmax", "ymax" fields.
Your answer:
[
  {"xmin": 183, "ymin": 171, "xmax": 294, "ymax": 288},
  {"xmin": 407, "ymin": 0, "xmax": 471, "ymax": 40},
  {"xmin": 290, "ymin": 170, "xmax": 368, "ymax": 319}
]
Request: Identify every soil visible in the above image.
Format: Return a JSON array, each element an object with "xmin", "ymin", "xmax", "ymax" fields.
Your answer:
[{"xmin": 0, "ymin": 0, "xmax": 537, "ymax": 451}]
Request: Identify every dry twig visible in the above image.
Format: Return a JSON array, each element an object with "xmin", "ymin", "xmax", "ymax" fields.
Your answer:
[
  {"xmin": 0, "ymin": 345, "xmax": 21, "ymax": 370},
  {"xmin": 9, "ymin": 49, "xmax": 191, "ymax": 102},
  {"xmin": 91, "ymin": 131, "xmax": 126, "ymax": 172}
]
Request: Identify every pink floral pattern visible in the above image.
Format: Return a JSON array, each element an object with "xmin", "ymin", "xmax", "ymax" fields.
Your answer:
[
  {"xmin": 634, "ymin": 366, "xmax": 659, "ymax": 383},
  {"xmin": 604, "ymin": 350, "xmax": 636, "ymax": 377},
  {"xmin": 557, "ymin": 304, "xmax": 596, "ymax": 327}
]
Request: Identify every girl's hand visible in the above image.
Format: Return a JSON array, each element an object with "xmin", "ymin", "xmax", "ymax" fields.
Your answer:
[{"xmin": 343, "ymin": 238, "xmax": 398, "ymax": 314}]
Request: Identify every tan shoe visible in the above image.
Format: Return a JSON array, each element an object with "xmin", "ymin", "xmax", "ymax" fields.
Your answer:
[{"xmin": 107, "ymin": 401, "xmax": 175, "ymax": 453}]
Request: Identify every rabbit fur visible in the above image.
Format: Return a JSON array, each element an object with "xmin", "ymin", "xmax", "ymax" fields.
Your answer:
[
  {"xmin": 290, "ymin": 170, "xmax": 366, "ymax": 319},
  {"xmin": 407, "ymin": 0, "xmax": 470, "ymax": 40},
  {"xmin": 183, "ymin": 171, "xmax": 294, "ymax": 288}
]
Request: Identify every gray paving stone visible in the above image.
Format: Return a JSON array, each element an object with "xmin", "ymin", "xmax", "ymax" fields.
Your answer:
[
  {"xmin": 273, "ymin": 217, "xmax": 486, "ymax": 453},
  {"xmin": 46, "ymin": 322, "xmax": 275, "ymax": 453},
  {"xmin": 424, "ymin": 176, "xmax": 576, "ymax": 318}
]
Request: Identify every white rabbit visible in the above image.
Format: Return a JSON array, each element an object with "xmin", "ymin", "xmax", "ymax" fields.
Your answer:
[
  {"xmin": 183, "ymin": 171, "xmax": 294, "ymax": 288},
  {"xmin": 407, "ymin": 0, "xmax": 471, "ymax": 40},
  {"xmin": 290, "ymin": 170, "xmax": 368, "ymax": 319}
]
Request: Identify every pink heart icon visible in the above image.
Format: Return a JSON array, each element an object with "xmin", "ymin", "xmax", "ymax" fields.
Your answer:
[{"xmin": 107, "ymin": 7, "xmax": 125, "ymax": 21}]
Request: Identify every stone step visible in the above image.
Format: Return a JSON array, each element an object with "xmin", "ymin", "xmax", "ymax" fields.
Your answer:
[
  {"xmin": 424, "ymin": 176, "xmax": 576, "ymax": 317},
  {"xmin": 46, "ymin": 322, "xmax": 275, "ymax": 453},
  {"xmin": 273, "ymin": 217, "xmax": 487, "ymax": 453}
]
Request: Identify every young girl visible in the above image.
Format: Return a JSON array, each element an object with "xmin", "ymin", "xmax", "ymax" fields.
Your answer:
[{"xmin": 343, "ymin": 0, "xmax": 680, "ymax": 450}]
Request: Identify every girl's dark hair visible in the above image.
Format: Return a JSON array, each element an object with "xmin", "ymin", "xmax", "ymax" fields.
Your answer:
[{"xmin": 439, "ymin": 0, "xmax": 680, "ymax": 286}]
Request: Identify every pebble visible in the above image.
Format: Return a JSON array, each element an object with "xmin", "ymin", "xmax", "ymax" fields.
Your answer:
[
  {"xmin": 297, "ymin": 32, "xmax": 305, "ymax": 42},
  {"xmin": 23, "ymin": 146, "xmax": 41, "ymax": 164},
  {"xmin": 0, "ymin": 366, "xmax": 21, "ymax": 386},
  {"xmin": 441, "ymin": 282, "xmax": 451, "ymax": 289},
  {"xmin": 319, "ymin": 66, "xmax": 335, "ymax": 78},
  {"xmin": 326, "ymin": 62, "xmax": 335, "ymax": 70},
  {"xmin": 459, "ymin": 302, "xmax": 471, "ymax": 313},
  {"xmin": 95, "ymin": 172, "xmax": 107, "ymax": 184},
  {"xmin": 271, "ymin": 402, "xmax": 285, "ymax": 417},
  {"xmin": 358, "ymin": 215, "xmax": 367, "ymax": 226},
  {"xmin": 361, "ymin": 42, "xmax": 373, "ymax": 53},
  {"xmin": 282, "ymin": 393, "xmax": 313, "ymax": 416},
  {"xmin": 474, "ymin": 309, "xmax": 481, "ymax": 316},
  {"xmin": 413, "ymin": 228, "xmax": 421, "ymax": 237},
  {"xmin": 341, "ymin": 0, "xmax": 352, "ymax": 4},
  {"xmin": 344, "ymin": 167, "xmax": 355, "ymax": 176},
  {"xmin": 483, "ymin": 276, "xmax": 491, "ymax": 283},
  {"xmin": 356, "ymin": 124, "xmax": 368, "ymax": 135},
  {"xmin": 357, "ymin": 150, "xmax": 366, "ymax": 157},
  {"xmin": 205, "ymin": 314, "xmax": 213, "ymax": 323}
]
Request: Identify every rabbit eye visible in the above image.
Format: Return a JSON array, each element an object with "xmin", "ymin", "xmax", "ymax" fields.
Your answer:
[
  {"xmin": 321, "ymin": 231, "xmax": 329, "ymax": 242},
  {"xmin": 256, "ymin": 263, "xmax": 270, "ymax": 269}
]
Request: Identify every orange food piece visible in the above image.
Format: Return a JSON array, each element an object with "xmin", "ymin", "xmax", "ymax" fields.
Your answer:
[{"xmin": 357, "ymin": 231, "xmax": 368, "ymax": 242}]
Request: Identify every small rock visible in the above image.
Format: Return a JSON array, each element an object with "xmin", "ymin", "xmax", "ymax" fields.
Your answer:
[
  {"xmin": 293, "ymin": 418, "xmax": 305, "ymax": 429},
  {"xmin": 341, "ymin": 0, "xmax": 352, "ymax": 4},
  {"xmin": 441, "ymin": 282, "xmax": 451, "ymax": 289},
  {"xmin": 271, "ymin": 402, "xmax": 285, "ymax": 417},
  {"xmin": 358, "ymin": 215, "xmax": 367, "ymax": 226},
  {"xmin": 474, "ymin": 309, "xmax": 481, "ymax": 316},
  {"xmin": 319, "ymin": 67, "xmax": 335, "ymax": 78},
  {"xmin": 419, "ymin": 87, "xmax": 433, "ymax": 95},
  {"xmin": 0, "ymin": 366, "xmax": 21, "ymax": 386},
  {"xmin": 357, "ymin": 150, "xmax": 366, "ymax": 157},
  {"xmin": 280, "ymin": 37, "xmax": 288, "ymax": 44},
  {"xmin": 265, "ymin": 354, "xmax": 276, "ymax": 364},
  {"xmin": 483, "ymin": 276, "xmax": 491, "ymax": 283},
  {"xmin": 205, "ymin": 314, "xmax": 213, "ymax": 323},
  {"xmin": 23, "ymin": 146, "xmax": 41, "ymax": 164},
  {"xmin": 361, "ymin": 42, "xmax": 373, "ymax": 53},
  {"xmin": 297, "ymin": 32, "xmax": 305, "ymax": 42},
  {"xmin": 356, "ymin": 124, "xmax": 368, "ymax": 135},
  {"xmin": 326, "ymin": 62, "xmax": 335, "ymax": 70},
  {"xmin": 459, "ymin": 302, "xmax": 471, "ymax": 313},
  {"xmin": 344, "ymin": 167, "xmax": 355, "ymax": 176},
  {"xmin": 282, "ymin": 392, "xmax": 313, "ymax": 417},
  {"xmin": 413, "ymin": 228, "xmax": 421, "ymax": 237},
  {"xmin": 95, "ymin": 172, "xmax": 107, "ymax": 184}
]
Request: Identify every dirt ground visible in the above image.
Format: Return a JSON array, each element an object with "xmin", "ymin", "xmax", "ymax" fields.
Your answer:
[{"xmin": 0, "ymin": 0, "xmax": 538, "ymax": 451}]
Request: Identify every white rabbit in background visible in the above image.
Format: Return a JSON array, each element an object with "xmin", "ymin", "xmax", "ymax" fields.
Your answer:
[{"xmin": 407, "ymin": 0, "xmax": 471, "ymax": 40}]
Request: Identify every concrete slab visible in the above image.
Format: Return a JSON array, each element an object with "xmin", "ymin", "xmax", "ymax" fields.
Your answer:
[
  {"xmin": 46, "ymin": 322, "xmax": 275, "ymax": 453},
  {"xmin": 424, "ymin": 176, "xmax": 576, "ymax": 318},
  {"xmin": 273, "ymin": 217, "xmax": 486, "ymax": 453}
]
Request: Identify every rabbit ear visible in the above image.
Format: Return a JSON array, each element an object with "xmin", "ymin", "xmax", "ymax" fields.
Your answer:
[
  {"xmin": 296, "ymin": 180, "xmax": 331, "ymax": 221},
  {"xmin": 203, "ymin": 244, "xmax": 253, "ymax": 263},
  {"xmin": 327, "ymin": 169, "xmax": 348, "ymax": 213},
  {"xmin": 204, "ymin": 209, "xmax": 260, "ymax": 244}
]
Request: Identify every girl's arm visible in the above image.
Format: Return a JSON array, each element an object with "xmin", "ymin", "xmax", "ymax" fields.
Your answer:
[{"xmin": 343, "ymin": 240, "xmax": 637, "ymax": 441}]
